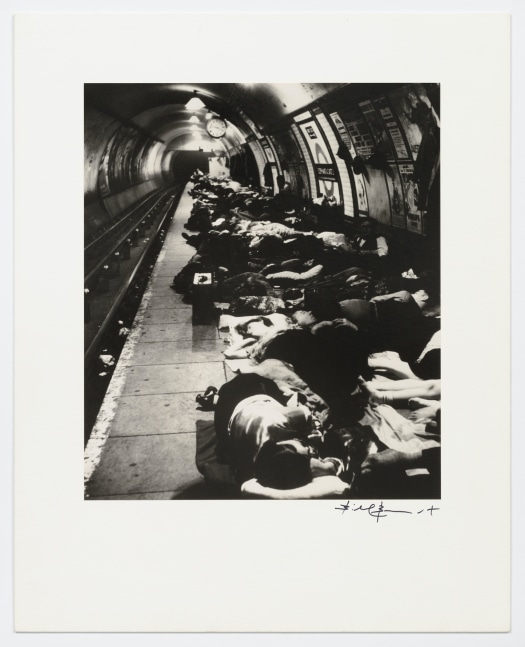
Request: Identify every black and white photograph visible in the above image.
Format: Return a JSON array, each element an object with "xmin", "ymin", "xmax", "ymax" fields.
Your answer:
[{"xmin": 83, "ymin": 83, "xmax": 441, "ymax": 501}]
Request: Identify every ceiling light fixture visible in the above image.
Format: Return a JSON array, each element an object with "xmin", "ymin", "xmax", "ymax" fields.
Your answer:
[
  {"xmin": 189, "ymin": 115, "xmax": 200, "ymax": 123},
  {"xmin": 185, "ymin": 96, "xmax": 205, "ymax": 110}
]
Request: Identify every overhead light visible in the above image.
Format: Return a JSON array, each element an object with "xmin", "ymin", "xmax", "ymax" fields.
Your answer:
[
  {"xmin": 205, "ymin": 111, "xmax": 213, "ymax": 120},
  {"xmin": 185, "ymin": 96, "xmax": 205, "ymax": 110},
  {"xmin": 190, "ymin": 125, "xmax": 200, "ymax": 131},
  {"xmin": 189, "ymin": 115, "xmax": 200, "ymax": 123},
  {"xmin": 192, "ymin": 132, "xmax": 203, "ymax": 139}
]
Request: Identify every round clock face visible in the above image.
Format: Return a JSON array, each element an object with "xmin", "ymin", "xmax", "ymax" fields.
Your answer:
[{"xmin": 206, "ymin": 117, "xmax": 227, "ymax": 139}]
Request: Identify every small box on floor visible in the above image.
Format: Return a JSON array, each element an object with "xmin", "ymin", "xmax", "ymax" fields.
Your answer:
[{"xmin": 192, "ymin": 273, "xmax": 214, "ymax": 324}]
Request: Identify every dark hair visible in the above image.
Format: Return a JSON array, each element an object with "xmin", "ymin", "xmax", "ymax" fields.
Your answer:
[
  {"xmin": 303, "ymin": 293, "xmax": 342, "ymax": 321},
  {"xmin": 254, "ymin": 441, "xmax": 312, "ymax": 490},
  {"xmin": 236, "ymin": 316, "xmax": 273, "ymax": 338},
  {"xmin": 412, "ymin": 348, "xmax": 440, "ymax": 380},
  {"xmin": 361, "ymin": 218, "xmax": 376, "ymax": 230},
  {"xmin": 416, "ymin": 270, "xmax": 440, "ymax": 304}
]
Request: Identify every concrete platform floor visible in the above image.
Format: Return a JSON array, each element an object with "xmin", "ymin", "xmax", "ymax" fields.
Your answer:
[{"xmin": 84, "ymin": 183, "xmax": 228, "ymax": 500}]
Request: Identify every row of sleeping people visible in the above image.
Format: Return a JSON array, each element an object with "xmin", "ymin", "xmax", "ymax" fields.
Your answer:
[{"xmin": 177, "ymin": 174, "xmax": 440, "ymax": 498}]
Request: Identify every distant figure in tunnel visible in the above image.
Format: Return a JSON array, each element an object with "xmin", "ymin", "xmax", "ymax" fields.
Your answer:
[{"xmin": 350, "ymin": 218, "xmax": 389, "ymax": 261}]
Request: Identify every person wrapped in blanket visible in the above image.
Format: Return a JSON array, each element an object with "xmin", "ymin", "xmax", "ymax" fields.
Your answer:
[
  {"xmin": 222, "ymin": 312, "xmax": 371, "ymax": 425},
  {"xmin": 213, "ymin": 373, "xmax": 346, "ymax": 491}
]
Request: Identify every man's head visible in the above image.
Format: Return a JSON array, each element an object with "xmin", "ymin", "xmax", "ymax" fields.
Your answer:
[
  {"xmin": 254, "ymin": 440, "xmax": 340, "ymax": 489},
  {"xmin": 254, "ymin": 440, "xmax": 312, "ymax": 489},
  {"xmin": 292, "ymin": 310, "xmax": 318, "ymax": 328},
  {"xmin": 411, "ymin": 272, "xmax": 440, "ymax": 310},
  {"xmin": 360, "ymin": 218, "xmax": 376, "ymax": 235}
]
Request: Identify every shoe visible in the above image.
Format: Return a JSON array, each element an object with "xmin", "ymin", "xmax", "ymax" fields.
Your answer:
[{"xmin": 196, "ymin": 386, "xmax": 218, "ymax": 410}]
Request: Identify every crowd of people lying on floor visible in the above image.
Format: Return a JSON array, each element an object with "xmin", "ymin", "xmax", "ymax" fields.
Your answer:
[{"xmin": 174, "ymin": 170, "xmax": 441, "ymax": 499}]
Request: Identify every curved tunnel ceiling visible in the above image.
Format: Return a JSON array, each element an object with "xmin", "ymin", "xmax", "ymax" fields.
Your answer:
[
  {"xmin": 85, "ymin": 80, "xmax": 441, "ymax": 249},
  {"xmin": 84, "ymin": 83, "xmax": 349, "ymax": 148}
]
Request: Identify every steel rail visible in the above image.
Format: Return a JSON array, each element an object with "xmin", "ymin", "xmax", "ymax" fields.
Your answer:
[
  {"xmin": 84, "ymin": 187, "xmax": 174, "ymax": 286},
  {"xmin": 84, "ymin": 188, "xmax": 165, "ymax": 253},
  {"xmin": 84, "ymin": 187, "xmax": 182, "ymax": 364}
]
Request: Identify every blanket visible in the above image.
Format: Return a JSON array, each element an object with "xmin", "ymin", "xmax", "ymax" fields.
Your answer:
[
  {"xmin": 360, "ymin": 404, "xmax": 440, "ymax": 454},
  {"xmin": 236, "ymin": 359, "xmax": 328, "ymax": 413}
]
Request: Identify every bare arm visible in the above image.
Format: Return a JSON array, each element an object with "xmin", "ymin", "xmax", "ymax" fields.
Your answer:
[
  {"xmin": 223, "ymin": 336, "xmax": 256, "ymax": 358},
  {"xmin": 370, "ymin": 290, "xmax": 411, "ymax": 303},
  {"xmin": 359, "ymin": 377, "xmax": 441, "ymax": 404}
]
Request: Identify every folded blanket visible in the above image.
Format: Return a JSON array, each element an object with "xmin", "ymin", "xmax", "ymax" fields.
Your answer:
[
  {"xmin": 266, "ymin": 264, "xmax": 324, "ymax": 283},
  {"xmin": 244, "ymin": 221, "xmax": 297, "ymax": 238},
  {"xmin": 316, "ymin": 231, "xmax": 351, "ymax": 251}
]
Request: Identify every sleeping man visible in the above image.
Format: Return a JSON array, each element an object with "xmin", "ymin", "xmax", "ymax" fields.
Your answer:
[{"xmin": 214, "ymin": 373, "xmax": 343, "ymax": 489}]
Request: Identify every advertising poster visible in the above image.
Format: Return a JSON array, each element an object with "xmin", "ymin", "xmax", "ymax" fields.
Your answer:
[
  {"xmin": 407, "ymin": 211, "xmax": 424, "ymax": 234},
  {"xmin": 329, "ymin": 111, "xmax": 357, "ymax": 156},
  {"xmin": 291, "ymin": 163, "xmax": 309, "ymax": 199},
  {"xmin": 363, "ymin": 166, "xmax": 391, "ymax": 226},
  {"xmin": 96, "ymin": 135, "xmax": 113, "ymax": 199},
  {"xmin": 339, "ymin": 108, "xmax": 376, "ymax": 158},
  {"xmin": 272, "ymin": 129, "xmax": 303, "ymax": 164},
  {"xmin": 329, "ymin": 110, "xmax": 368, "ymax": 214},
  {"xmin": 260, "ymin": 137, "xmax": 275, "ymax": 163},
  {"xmin": 359, "ymin": 99, "xmax": 395, "ymax": 161},
  {"xmin": 385, "ymin": 165, "xmax": 407, "ymax": 229},
  {"xmin": 388, "ymin": 84, "xmax": 437, "ymax": 158},
  {"xmin": 372, "ymin": 96, "xmax": 411, "ymax": 161},
  {"xmin": 398, "ymin": 162, "xmax": 420, "ymax": 215},
  {"xmin": 355, "ymin": 172, "xmax": 369, "ymax": 213}
]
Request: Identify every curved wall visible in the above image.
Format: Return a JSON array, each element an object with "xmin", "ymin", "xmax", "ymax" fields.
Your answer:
[{"xmin": 84, "ymin": 107, "xmax": 168, "ymax": 240}]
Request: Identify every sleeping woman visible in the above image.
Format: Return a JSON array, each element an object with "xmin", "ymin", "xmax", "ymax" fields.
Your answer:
[{"xmin": 223, "ymin": 316, "xmax": 287, "ymax": 360}]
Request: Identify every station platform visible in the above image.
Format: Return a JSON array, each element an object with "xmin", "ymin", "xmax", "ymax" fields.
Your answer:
[{"xmin": 84, "ymin": 184, "xmax": 230, "ymax": 499}]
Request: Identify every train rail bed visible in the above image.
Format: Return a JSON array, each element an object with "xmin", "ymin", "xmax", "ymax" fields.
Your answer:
[{"xmin": 84, "ymin": 183, "xmax": 231, "ymax": 499}]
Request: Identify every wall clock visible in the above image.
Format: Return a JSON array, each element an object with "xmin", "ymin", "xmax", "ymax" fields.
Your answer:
[{"xmin": 206, "ymin": 117, "xmax": 227, "ymax": 139}]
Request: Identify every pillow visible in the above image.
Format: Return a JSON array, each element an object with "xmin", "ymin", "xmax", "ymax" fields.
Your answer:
[{"xmin": 240, "ymin": 475, "xmax": 350, "ymax": 499}]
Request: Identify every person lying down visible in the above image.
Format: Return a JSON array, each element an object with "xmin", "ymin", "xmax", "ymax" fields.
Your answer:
[
  {"xmin": 199, "ymin": 369, "xmax": 440, "ymax": 498},
  {"xmin": 222, "ymin": 316, "xmax": 281, "ymax": 360},
  {"xmin": 212, "ymin": 373, "xmax": 344, "ymax": 490}
]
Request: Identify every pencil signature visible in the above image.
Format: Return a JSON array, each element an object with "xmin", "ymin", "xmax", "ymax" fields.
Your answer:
[{"xmin": 334, "ymin": 500, "xmax": 439, "ymax": 522}]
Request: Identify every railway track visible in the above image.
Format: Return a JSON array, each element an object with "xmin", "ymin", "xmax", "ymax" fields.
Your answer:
[{"xmin": 84, "ymin": 183, "xmax": 184, "ymax": 443}]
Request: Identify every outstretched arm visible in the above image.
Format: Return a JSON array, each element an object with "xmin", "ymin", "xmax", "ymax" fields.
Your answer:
[
  {"xmin": 359, "ymin": 377, "xmax": 441, "ymax": 404},
  {"xmin": 223, "ymin": 336, "xmax": 256, "ymax": 359},
  {"xmin": 370, "ymin": 290, "xmax": 411, "ymax": 303}
]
